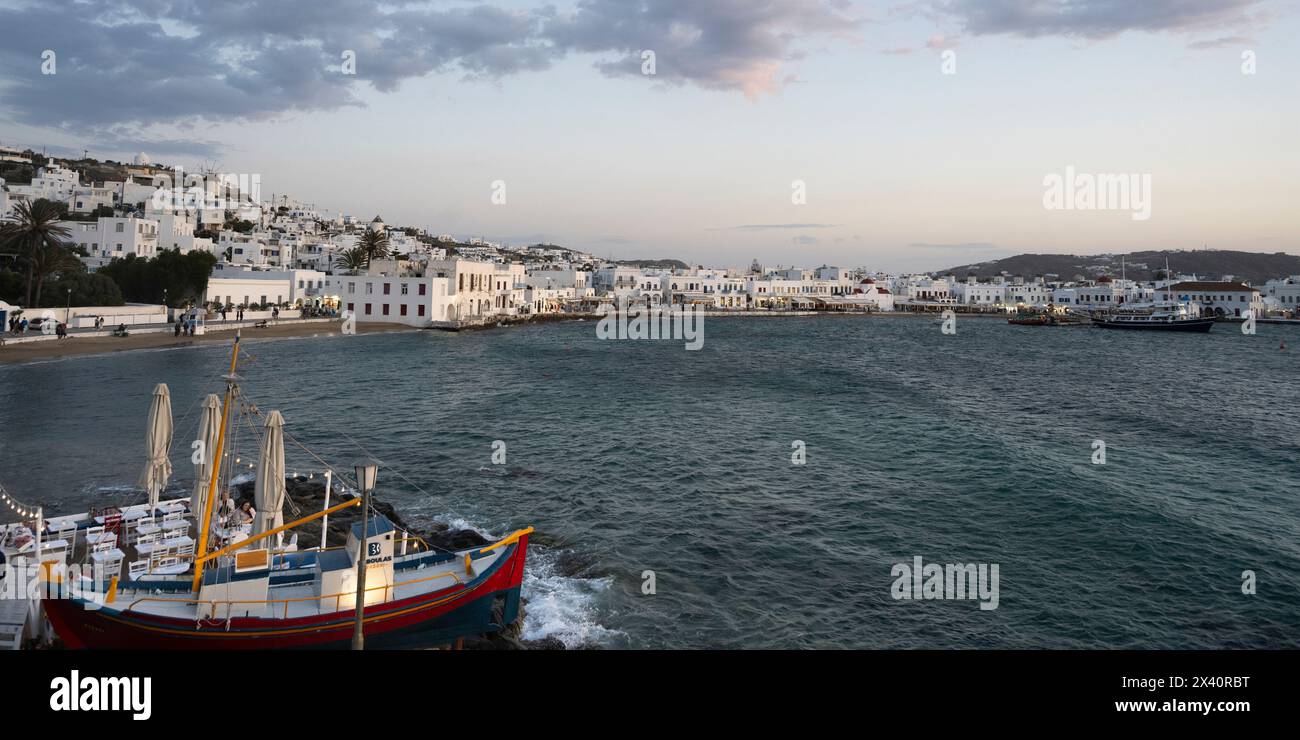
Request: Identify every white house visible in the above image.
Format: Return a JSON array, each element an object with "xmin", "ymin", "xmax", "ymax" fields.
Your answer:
[{"xmin": 1166, "ymin": 281, "xmax": 1264, "ymax": 318}]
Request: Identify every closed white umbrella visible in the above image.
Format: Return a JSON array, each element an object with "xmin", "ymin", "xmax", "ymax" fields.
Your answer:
[
  {"xmin": 140, "ymin": 383, "xmax": 174, "ymax": 511},
  {"xmin": 191, "ymin": 394, "xmax": 222, "ymax": 521},
  {"xmin": 251, "ymin": 410, "xmax": 286, "ymax": 546}
]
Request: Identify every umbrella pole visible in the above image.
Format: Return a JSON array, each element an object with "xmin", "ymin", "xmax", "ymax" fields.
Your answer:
[{"xmin": 192, "ymin": 332, "xmax": 241, "ymax": 592}]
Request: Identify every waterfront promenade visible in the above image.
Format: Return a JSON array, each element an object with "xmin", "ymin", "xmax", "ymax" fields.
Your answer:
[{"xmin": 0, "ymin": 317, "xmax": 408, "ymax": 364}]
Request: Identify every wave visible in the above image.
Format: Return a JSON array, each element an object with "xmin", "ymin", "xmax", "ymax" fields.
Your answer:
[{"xmin": 520, "ymin": 544, "xmax": 624, "ymax": 648}]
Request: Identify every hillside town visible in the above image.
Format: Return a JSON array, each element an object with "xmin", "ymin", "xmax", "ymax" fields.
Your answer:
[{"xmin": 2, "ymin": 152, "xmax": 1299, "ymax": 333}]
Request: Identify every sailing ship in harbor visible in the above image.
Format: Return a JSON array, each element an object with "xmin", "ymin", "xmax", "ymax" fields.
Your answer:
[
  {"xmin": 1, "ymin": 332, "xmax": 532, "ymax": 649},
  {"xmin": 1089, "ymin": 304, "xmax": 1216, "ymax": 332},
  {"xmin": 1088, "ymin": 258, "xmax": 1215, "ymax": 333}
]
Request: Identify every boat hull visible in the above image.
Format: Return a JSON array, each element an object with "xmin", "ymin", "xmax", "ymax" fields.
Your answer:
[
  {"xmin": 43, "ymin": 537, "xmax": 529, "ymax": 649},
  {"xmin": 1090, "ymin": 317, "xmax": 1215, "ymax": 332}
]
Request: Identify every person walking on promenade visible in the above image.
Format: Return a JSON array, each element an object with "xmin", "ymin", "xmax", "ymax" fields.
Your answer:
[
  {"xmin": 174, "ymin": 320, "xmax": 182, "ymax": 337},
  {"xmin": 55, "ymin": 322, "xmax": 67, "ymax": 340}
]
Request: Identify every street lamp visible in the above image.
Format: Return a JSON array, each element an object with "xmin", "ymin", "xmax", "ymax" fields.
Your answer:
[
  {"xmin": 65, "ymin": 287, "xmax": 71, "ymax": 324},
  {"xmin": 351, "ymin": 460, "xmax": 378, "ymax": 650}
]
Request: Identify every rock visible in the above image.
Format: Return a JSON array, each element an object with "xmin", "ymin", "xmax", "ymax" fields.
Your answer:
[{"xmin": 230, "ymin": 475, "xmax": 483, "ymax": 552}]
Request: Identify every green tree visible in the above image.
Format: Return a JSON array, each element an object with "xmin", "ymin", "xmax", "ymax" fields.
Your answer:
[
  {"xmin": 39, "ymin": 270, "xmax": 125, "ymax": 308},
  {"xmin": 99, "ymin": 249, "xmax": 216, "ymax": 306},
  {"xmin": 0, "ymin": 198, "xmax": 73, "ymax": 306},
  {"xmin": 336, "ymin": 247, "xmax": 367, "ymax": 272},
  {"xmin": 358, "ymin": 229, "xmax": 390, "ymax": 265}
]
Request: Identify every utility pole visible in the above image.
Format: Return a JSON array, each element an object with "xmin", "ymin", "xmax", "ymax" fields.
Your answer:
[{"xmin": 351, "ymin": 462, "xmax": 377, "ymax": 650}]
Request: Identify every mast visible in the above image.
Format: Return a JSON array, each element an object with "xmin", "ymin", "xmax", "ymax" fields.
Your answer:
[{"xmin": 191, "ymin": 331, "xmax": 241, "ymax": 592}]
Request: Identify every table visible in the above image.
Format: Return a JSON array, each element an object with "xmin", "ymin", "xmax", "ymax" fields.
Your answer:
[
  {"xmin": 157, "ymin": 502, "xmax": 187, "ymax": 515},
  {"xmin": 95, "ymin": 509, "xmax": 146, "ymax": 525},
  {"xmin": 90, "ymin": 548, "xmax": 124, "ymax": 563},
  {"xmin": 85, "ymin": 531, "xmax": 117, "ymax": 545},
  {"xmin": 150, "ymin": 560, "xmax": 190, "ymax": 575}
]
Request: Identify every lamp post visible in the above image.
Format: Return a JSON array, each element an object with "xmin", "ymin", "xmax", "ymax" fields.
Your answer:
[
  {"xmin": 65, "ymin": 288, "xmax": 71, "ymax": 324},
  {"xmin": 351, "ymin": 460, "xmax": 378, "ymax": 650}
]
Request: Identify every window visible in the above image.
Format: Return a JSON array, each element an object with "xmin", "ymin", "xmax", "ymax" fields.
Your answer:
[
  {"xmin": 347, "ymin": 302, "xmax": 354, "ymax": 312},
  {"xmin": 364, "ymin": 303, "xmax": 372, "ymax": 315},
  {"xmin": 383, "ymin": 283, "xmax": 391, "ymax": 295},
  {"xmin": 401, "ymin": 283, "xmax": 408, "ymax": 295},
  {"xmin": 382, "ymin": 304, "xmax": 390, "ymax": 316},
  {"xmin": 366, "ymin": 284, "xmax": 373, "ymax": 294},
  {"xmin": 418, "ymin": 305, "xmax": 425, "ymax": 317},
  {"xmin": 400, "ymin": 304, "xmax": 407, "ymax": 316},
  {"xmin": 418, "ymin": 283, "xmax": 426, "ymax": 296},
  {"xmin": 348, "ymin": 282, "xmax": 355, "ymax": 294},
  {"xmin": 115, "ymin": 223, "xmax": 124, "ymax": 233}
]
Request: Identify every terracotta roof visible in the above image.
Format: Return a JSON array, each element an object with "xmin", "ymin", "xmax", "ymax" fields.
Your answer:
[{"xmin": 1168, "ymin": 281, "xmax": 1256, "ymax": 293}]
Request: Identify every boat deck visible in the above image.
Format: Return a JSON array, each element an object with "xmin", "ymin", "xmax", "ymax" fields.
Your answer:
[
  {"xmin": 105, "ymin": 546, "xmax": 500, "ymax": 622},
  {"xmin": 0, "ymin": 578, "xmax": 30, "ymax": 650}
]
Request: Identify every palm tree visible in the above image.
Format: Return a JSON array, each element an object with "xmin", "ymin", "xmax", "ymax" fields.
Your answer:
[
  {"xmin": 336, "ymin": 247, "xmax": 367, "ymax": 273},
  {"xmin": 29, "ymin": 242, "xmax": 82, "ymax": 307},
  {"xmin": 358, "ymin": 229, "xmax": 390, "ymax": 265},
  {"xmin": 0, "ymin": 198, "xmax": 73, "ymax": 306}
]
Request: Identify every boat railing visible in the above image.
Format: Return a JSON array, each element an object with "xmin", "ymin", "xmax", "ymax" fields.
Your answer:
[{"xmin": 122, "ymin": 568, "xmax": 465, "ymax": 620}]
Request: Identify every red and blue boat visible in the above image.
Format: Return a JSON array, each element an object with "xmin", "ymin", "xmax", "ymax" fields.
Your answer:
[{"xmin": 23, "ymin": 331, "xmax": 533, "ymax": 649}]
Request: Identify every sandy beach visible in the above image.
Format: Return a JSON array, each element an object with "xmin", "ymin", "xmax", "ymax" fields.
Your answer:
[{"xmin": 0, "ymin": 320, "xmax": 412, "ymax": 364}]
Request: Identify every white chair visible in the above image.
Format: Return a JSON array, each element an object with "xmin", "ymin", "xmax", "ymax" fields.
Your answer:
[
  {"xmin": 128, "ymin": 560, "xmax": 148, "ymax": 579},
  {"xmin": 100, "ymin": 556, "xmax": 123, "ymax": 579},
  {"xmin": 176, "ymin": 541, "xmax": 196, "ymax": 559},
  {"xmin": 50, "ymin": 520, "xmax": 76, "ymax": 543},
  {"xmin": 85, "ymin": 525, "xmax": 106, "ymax": 544}
]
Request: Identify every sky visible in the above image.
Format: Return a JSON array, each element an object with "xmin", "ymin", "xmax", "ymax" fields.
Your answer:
[{"xmin": 0, "ymin": 0, "xmax": 1296, "ymax": 273}]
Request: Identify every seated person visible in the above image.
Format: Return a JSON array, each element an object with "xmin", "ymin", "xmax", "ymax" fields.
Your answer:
[{"xmin": 235, "ymin": 501, "xmax": 256, "ymax": 526}]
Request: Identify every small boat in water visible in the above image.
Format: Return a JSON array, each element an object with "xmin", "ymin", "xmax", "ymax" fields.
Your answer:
[
  {"xmin": 4, "ymin": 331, "xmax": 533, "ymax": 649},
  {"xmin": 1007, "ymin": 305, "xmax": 1089, "ymax": 326},
  {"xmin": 1090, "ymin": 304, "xmax": 1215, "ymax": 332}
]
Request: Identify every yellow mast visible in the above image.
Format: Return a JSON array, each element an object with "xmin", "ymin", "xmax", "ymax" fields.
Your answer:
[{"xmin": 191, "ymin": 331, "xmax": 241, "ymax": 592}]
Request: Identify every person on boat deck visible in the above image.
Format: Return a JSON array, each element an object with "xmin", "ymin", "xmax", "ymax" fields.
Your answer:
[{"xmin": 235, "ymin": 501, "xmax": 256, "ymax": 526}]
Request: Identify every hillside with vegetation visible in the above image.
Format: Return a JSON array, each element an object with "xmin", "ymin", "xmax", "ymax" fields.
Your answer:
[{"xmin": 940, "ymin": 250, "xmax": 1300, "ymax": 284}]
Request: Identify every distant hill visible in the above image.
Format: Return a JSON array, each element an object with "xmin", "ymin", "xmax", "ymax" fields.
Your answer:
[
  {"xmin": 616, "ymin": 258, "xmax": 689, "ymax": 270},
  {"xmin": 940, "ymin": 250, "xmax": 1300, "ymax": 284}
]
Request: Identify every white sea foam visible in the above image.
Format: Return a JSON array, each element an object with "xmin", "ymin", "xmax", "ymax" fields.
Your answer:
[{"xmin": 520, "ymin": 545, "xmax": 624, "ymax": 648}]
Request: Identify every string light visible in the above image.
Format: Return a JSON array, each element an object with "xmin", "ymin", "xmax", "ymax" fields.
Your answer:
[{"xmin": 0, "ymin": 486, "xmax": 39, "ymax": 519}]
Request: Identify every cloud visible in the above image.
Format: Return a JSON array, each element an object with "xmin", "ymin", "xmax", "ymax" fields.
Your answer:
[
  {"xmin": 931, "ymin": 0, "xmax": 1267, "ymax": 39},
  {"xmin": 1187, "ymin": 35, "xmax": 1256, "ymax": 49},
  {"xmin": 547, "ymin": 0, "xmax": 862, "ymax": 98},
  {"xmin": 909, "ymin": 241, "xmax": 1000, "ymax": 250},
  {"xmin": 724, "ymin": 223, "xmax": 840, "ymax": 230},
  {"xmin": 0, "ymin": 0, "xmax": 861, "ymax": 155}
]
